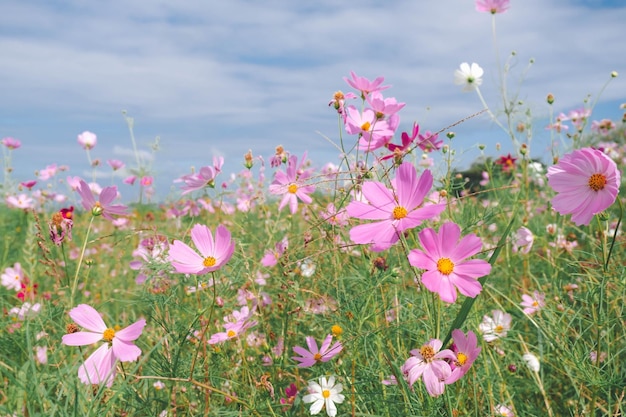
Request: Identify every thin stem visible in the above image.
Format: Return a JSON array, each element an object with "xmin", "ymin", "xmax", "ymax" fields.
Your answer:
[{"xmin": 69, "ymin": 215, "xmax": 95, "ymax": 307}]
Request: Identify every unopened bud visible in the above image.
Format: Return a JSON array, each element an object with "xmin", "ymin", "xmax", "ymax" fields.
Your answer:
[
  {"xmin": 546, "ymin": 93, "xmax": 555, "ymax": 105},
  {"xmin": 446, "ymin": 131, "xmax": 455, "ymax": 139},
  {"xmin": 478, "ymin": 144, "xmax": 485, "ymax": 150},
  {"xmin": 520, "ymin": 144, "xmax": 528, "ymax": 155},
  {"xmin": 611, "ymin": 71, "xmax": 618, "ymax": 78}
]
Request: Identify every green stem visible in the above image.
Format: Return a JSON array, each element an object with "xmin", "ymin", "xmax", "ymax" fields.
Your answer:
[{"xmin": 69, "ymin": 215, "xmax": 95, "ymax": 307}]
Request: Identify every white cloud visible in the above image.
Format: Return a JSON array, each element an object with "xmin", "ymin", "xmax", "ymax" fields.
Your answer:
[{"xmin": 1, "ymin": 0, "xmax": 625, "ymax": 198}]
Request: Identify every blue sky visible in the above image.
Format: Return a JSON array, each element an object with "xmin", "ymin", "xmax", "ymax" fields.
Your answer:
[{"xmin": 1, "ymin": 0, "xmax": 625, "ymax": 202}]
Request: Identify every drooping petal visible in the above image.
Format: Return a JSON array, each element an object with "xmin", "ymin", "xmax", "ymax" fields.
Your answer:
[{"xmin": 77, "ymin": 344, "xmax": 117, "ymax": 387}]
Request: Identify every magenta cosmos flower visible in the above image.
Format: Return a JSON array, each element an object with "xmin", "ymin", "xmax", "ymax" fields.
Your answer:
[
  {"xmin": 547, "ymin": 147, "xmax": 620, "ymax": 226},
  {"xmin": 292, "ymin": 334, "xmax": 343, "ymax": 367},
  {"xmin": 347, "ymin": 162, "xmax": 445, "ymax": 252},
  {"xmin": 402, "ymin": 338, "xmax": 456, "ymax": 397},
  {"xmin": 475, "ymin": 0, "xmax": 510, "ymax": 14},
  {"xmin": 268, "ymin": 153, "xmax": 315, "ymax": 214},
  {"xmin": 168, "ymin": 224, "xmax": 235, "ymax": 274},
  {"xmin": 408, "ymin": 222, "xmax": 491, "ymax": 303},
  {"xmin": 446, "ymin": 329, "xmax": 481, "ymax": 384},
  {"xmin": 76, "ymin": 179, "xmax": 127, "ymax": 220},
  {"xmin": 62, "ymin": 304, "xmax": 146, "ymax": 387},
  {"xmin": 1, "ymin": 137, "xmax": 21, "ymax": 149}
]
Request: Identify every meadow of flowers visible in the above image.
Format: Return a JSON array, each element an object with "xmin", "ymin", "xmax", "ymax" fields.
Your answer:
[{"xmin": 1, "ymin": 1, "xmax": 625, "ymax": 416}]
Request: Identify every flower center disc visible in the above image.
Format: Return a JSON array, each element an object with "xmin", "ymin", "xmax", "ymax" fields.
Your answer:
[
  {"xmin": 420, "ymin": 345, "xmax": 435, "ymax": 361},
  {"xmin": 288, "ymin": 184, "xmax": 298, "ymax": 194},
  {"xmin": 392, "ymin": 206, "xmax": 408, "ymax": 220},
  {"xmin": 588, "ymin": 173, "xmax": 607, "ymax": 191},
  {"xmin": 203, "ymin": 256, "xmax": 217, "ymax": 267},
  {"xmin": 103, "ymin": 328, "xmax": 115, "ymax": 342},
  {"xmin": 322, "ymin": 389, "xmax": 331, "ymax": 399},
  {"xmin": 436, "ymin": 258, "xmax": 455, "ymax": 275}
]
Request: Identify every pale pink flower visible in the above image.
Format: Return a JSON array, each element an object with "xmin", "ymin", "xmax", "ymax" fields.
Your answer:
[
  {"xmin": 475, "ymin": 0, "xmax": 510, "ymax": 14},
  {"xmin": 446, "ymin": 330, "xmax": 481, "ymax": 384},
  {"xmin": 107, "ymin": 159, "xmax": 125, "ymax": 171},
  {"xmin": 6, "ymin": 194, "xmax": 34, "ymax": 210},
  {"xmin": 268, "ymin": 153, "xmax": 315, "ymax": 214},
  {"xmin": 38, "ymin": 164, "xmax": 58, "ymax": 181},
  {"xmin": 402, "ymin": 338, "xmax": 456, "ymax": 397},
  {"xmin": 167, "ymin": 224, "xmax": 235, "ymax": 274},
  {"xmin": 512, "ymin": 226, "xmax": 534, "ymax": 254},
  {"xmin": 9, "ymin": 302, "xmax": 41, "ymax": 320},
  {"xmin": 140, "ymin": 176, "xmax": 153, "ymax": 186},
  {"xmin": 292, "ymin": 334, "xmax": 343, "ymax": 367},
  {"xmin": 208, "ymin": 306, "xmax": 257, "ymax": 344},
  {"xmin": 479, "ymin": 310, "xmax": 512, "ymax": 342},
  {"xmin": 62, "ymin": 304, "xmax": 146, "ymax": 387},
  {"xmin": 408, "ymin": 222, "xmax": 491, "ymax": 303},
  {"xmin": 366, "ymin": 91, "xmax": 405, "ymax": 117},
  {"xmin": 124, "ymin": 175, "xmax": 137, "ymax": 185},
  {"xmin": 177, "ymin": 166, "xmax": 218, "ymax": 195},
  {"xmin": 494, "ymin": 404, "xmax": 515, "ymax": 416},
  {"xmin": 1, "ymin": 262, "xmax": 25, "ymax": 291},
  {"xmin": 76, "ymin": 179, "xmax": 127, "ymax": 220},
  {"xmin": 520, "ymin": 291, "xmax": 545, "ymax": 315},
  {"xmin": 261, "ymin": 237, "xmax": 288, "ymax": 268},
  {"xmin": 77, "ymin": 131, "xmax": 97, "ymax": 150},
  {"xmin": 130, "ymin": 235, "xmax": 170, "ymax": 284},
  {"xmin": 347, "ymin": 162, "xmax": 445, "ymax": 252},
  {"xmin": 547, "ymin": 147, "xmax": 620, "ymax": 226},
  {"xmin": 1, "ymin": 137, "xmax": 21, "ymax": 149},
  {"xmin": 320, "ymin": 203, "xmax": 349, "ymax": 227}
]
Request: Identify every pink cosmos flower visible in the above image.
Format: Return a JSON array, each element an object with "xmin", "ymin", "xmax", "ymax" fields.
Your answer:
[
  {"xmin": 292, "ymin": 334, "xmax": 343, "ymax": 367},
  {"xmin": 344, "ymin": 106, "xmax": 394, "ymax": 152},
  {"xmin": 366, "ymin": 91, "xmax": 405, "ymax": 118},
  {"xmin": 177, "ymin": 166, "xmax": 219, "ymax": 195},
  {"xmin": 107, "ymin": 159, "xmax": 125, "ymax": 171},
  {"xmin": 6, "ymin": 194, "xmax": 35, "ymax": 210},
  {"xmin": 446, "ymin": 330, "xmax": 481, "ymax": 384},
  {"xmin": 402, "ymin": 338, "xmax": 456, "ymax": 397},
  {"xmin": 130, "ymin": 235, "xmax": 170, "ymax": 284},
  {"xmin": 208, "ymin": 306, "xmax": 258, "ymax": 344},
  {"xmin": 408, "ymin": 222, "xmax": 491, "ymax": 303},
  {"xmin": 261, "ymin": 236, "xmax": 288, "ymax": 268},
  {"xmin": 479, "ymin": 310, "xmax": 512, "ymax": 342},
  {"xmin": 475, "ymin": 0, "xmax": 510, "ymax": 14},
  {"xmin": 320, "ymin": 203, "xmax": 349, "ymax": 227},
  {"xmin": 344, "ymin": 71, "xmax": 390, "ymax": 98},
  {"xmin": 2, "ymin": 262, "xmax": 25, "ymax": 291},
  {"xmin": 547, "ymin": 147, "xmax": 620, "ymax": 226},
  {"xmin": 140, "ymin": 176, "xmax": 153, "ymax": 187},
  {"xmin": 268, "ymin": 153, "xmax": 315, "ymax": 214},
  {"xmin": 76, "ymin": 179, "xmax": 127, "ymax": 220},
  {"xmin": 347, "ymin": 162, "xmax": 445, "ymax": 252},
  {"xmin": 20, "ymin": 180, "xmax": 37, "ymax": 190},
  {"xmin": 38, "ymin": 164, "xmax": 58, "ymax": 181},
  {"xmin": 167, "ymin": 224, "xmax": 235, "ymax": 274},
  {"xmin": 124, "ymin": 175, "xmax": 137, "ymax": 185},
  {"xmin": 77, "ymin": 131, "xmax": 97, "ymax": 150},
  {"xmin": 62, "ymin": 304, "xmax": 146, "ymax": 387},
  {"xmin": 520, "ymin": 291, "xmax": 545, "ymax": 315},
  {"xmin": 1, "ymin": 137, "xmax": 21, "ymax": 149},
  {"xmin": 494, "ymin": 404, "xmax": 515, "ymax": 416},
  {"xmin": 512, "ymin": 226, "xmax": 534, "ymax": 254}
]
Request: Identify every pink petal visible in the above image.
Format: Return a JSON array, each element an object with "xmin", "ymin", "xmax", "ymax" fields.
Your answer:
[
  {"xmin": 112, "ymin": 338, "xmax": 142, "ymax": 362},
  {"xmin": 190, "ymin": 224, "xmax": 215, "ymax": 258},
  {"xmin": 168, "ymin": 240, "xmax": 204, "ymax": 274},
  {"xmin": 78, "ymin": 344, "xmax": 117, "ymax": 387},
  {"xmin": 69, "ymin": 304, "xmax": 107, "ymax": 333},
  {"xmin": 115, "ymin": 319, "xmax": 146, "ymax": 343},
  {"xmin": 62, "ymin": 331, "xmax": 103, "ymax": 346}
]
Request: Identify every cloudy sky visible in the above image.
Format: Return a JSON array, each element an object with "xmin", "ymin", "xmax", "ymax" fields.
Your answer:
[{"xmin": 1, "ymin": 0, "xmax": 625, "ymax": 201}]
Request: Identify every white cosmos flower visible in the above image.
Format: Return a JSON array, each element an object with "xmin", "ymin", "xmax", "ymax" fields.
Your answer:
[
  {"xmin": 303, "ymin": 376, "xmax": 345, "ymax": 417},
  {"xmin": 454, "ymin": 62, "xmax": 484, "ymax": 92}
]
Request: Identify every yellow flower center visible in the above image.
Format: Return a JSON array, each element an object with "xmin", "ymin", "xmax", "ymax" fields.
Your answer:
[
  {"xmin": 588, "ymin": 173, "xmax": 607, "ymax": 191},
  {"xmin": 103, "ymin": 328, "xmax": 115, "ymax": 342},
  {"xmin": 331, "ymin": 324, "xmax": 343, "ymax": 337},
  {"xmin": 532, "ymin": 301, "xmax": 539, "ymax": 307},
  {"xmin": 203, "ymin": 256, "xmax": 217, "ymax": 267},
  {"xmin": 392, "ymin": 206, "xmax": 408, "ymax": 220},
  {"xmin": 313, "ymin": 353, "xmax": 322, "ymax": 361},
  {"xmin": 361, "ymin": 121, "xmax": 371, "ymax": 132},
  {"xmin": 227, "ymin": 329, "xmax": 236, "ymax": 338},
  {"xmin": 495, "ymin": 325, "xmax": 504, "ymax": 333},
  {"xmin": 436, "ymin": 258, "xmax": 455, "ymax": 275},
  {"xmin": 288, "ymin": 184, "xmax": 298, "ymax": 194},
  {"xmin": 456, "ymin": 352, "xmax": 468, "ymax": 366},
  {"xmin": 420, "ymin": 345, "xmax": 435, "ymax": 361},
  {"xmin": 322, "ymin": 389, "xmax": 331, "ymax": 399}
]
